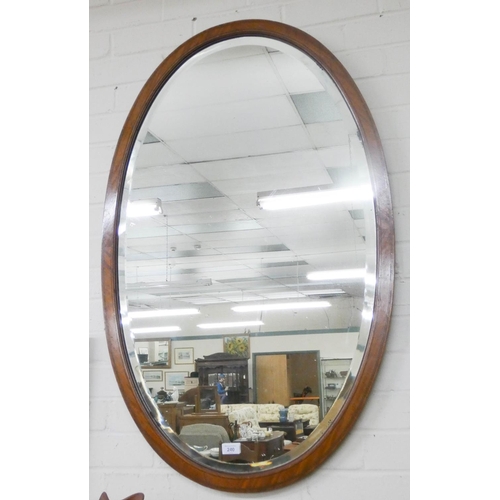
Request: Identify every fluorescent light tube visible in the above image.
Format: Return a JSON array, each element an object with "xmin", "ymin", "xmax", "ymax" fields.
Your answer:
[
  {"xmin": 131, "ymin": 326, "xmax": 181, "ymax": 334},
  {"xmin": 303, "ymin": 289, "xmax": 345, "ymax": 295},
  {"xmin": 197, "ymin": 320, "xmax": 264, "ymax": 329},
  {"xmin": 257, "ymin": 185, "xmax": 372, "ymax": 211},
  {"xmin": 232, "ymin": 301, "xmax": 331, "ymax": 312},
  {"xmin": 128, "ymin": 198, "xmax": 163, "ymax": 217},
  {"xmin": 307, "ymin": 268, "xmax": 366, "ymax": 281},
  {"xmin": 129, "ymin": 308, "xmax": 200, "ymax": 319}
]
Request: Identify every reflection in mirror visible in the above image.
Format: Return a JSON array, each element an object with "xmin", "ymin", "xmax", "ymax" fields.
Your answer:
[
  {"xmin": 117, "ymin": 37, "xmax": 376, "ymax": 469},
  {"xmin": 135, "ymin": 339, "xmax": 171, "ymax": 367}
]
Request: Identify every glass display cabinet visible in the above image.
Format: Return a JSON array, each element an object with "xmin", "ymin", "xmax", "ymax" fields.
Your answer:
[
  {"xmin": 320, "ymin": 358, "xmax": 352, "ymax": 419},
  {"xmin": 195, "ymin": 353, "xmax": 249, "ymax": 404}
]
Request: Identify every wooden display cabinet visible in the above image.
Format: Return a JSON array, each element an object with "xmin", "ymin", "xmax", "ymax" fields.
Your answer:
[{"xmin": 195, "ymin": 352, "xmax": 249, "ymax": 404}]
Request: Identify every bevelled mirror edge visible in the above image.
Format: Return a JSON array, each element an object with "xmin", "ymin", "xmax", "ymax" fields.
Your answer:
[{"xmin": 101, "ymin": 19, "xmax": 394, "ymax": 493}]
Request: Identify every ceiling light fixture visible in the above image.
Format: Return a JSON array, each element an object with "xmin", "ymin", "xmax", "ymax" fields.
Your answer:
[
  {"xmin": 129, "ymin": 308, "xmax": 200, "ymax": 319},
  {"xmin": 127, "ymin": 198, "xmax": 163, "ymax": 217},
  {"xmin": 307, "ymin": 268, "xmax": 366, "ymax": 281},
  {"xmin": 256, "ymin": 185, "xmax": 372, "ymax": 211},
  {"xmin": 197, "ymin": 320, "xmax": 264, "ymax": 330},
  {"xmin": 231, "ymin": 301, "xmax": 331, "ymax": 312},
  {"xmin": 130, "ymin": 326, "xmax": 181, "ymax": 334}
]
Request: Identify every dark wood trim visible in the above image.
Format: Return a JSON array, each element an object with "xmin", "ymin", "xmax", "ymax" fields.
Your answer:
[{"xmin": 101, "ymin": 19, "xmax": 395, "ymax": 493}]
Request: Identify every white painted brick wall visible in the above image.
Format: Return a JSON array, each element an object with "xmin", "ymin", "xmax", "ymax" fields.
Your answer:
[{"xmin": 89, "ymin": 1, "xmax": 410, "ymax": 498}]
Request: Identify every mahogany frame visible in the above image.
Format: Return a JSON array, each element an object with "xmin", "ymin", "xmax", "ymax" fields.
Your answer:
[{"xmin": 101, "ymin": 19, "xmax": 395, "ymax": 493}]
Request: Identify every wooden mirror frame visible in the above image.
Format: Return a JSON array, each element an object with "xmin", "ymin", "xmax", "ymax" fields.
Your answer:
[{"xmin": 101, "ymin": 19, "xmax": 394, "ymax": 493}]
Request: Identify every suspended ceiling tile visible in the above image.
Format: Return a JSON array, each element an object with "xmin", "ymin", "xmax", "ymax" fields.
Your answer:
[
  {"xmin": 306, "ymin": 122, "xmax": 350, "ymax": 149},
  {"xmin": 291, "ymin": 91, "xmax": 343, "ymax": 124},
  {"xmin": 209, "ymin": 235, "xmax": 282, "ymax": 249},
  {"xmin": 130, "ymin": 164, "xmax": 208, "ymax": 189},
  {"xmin": 129, "ymin": 182, "xmax": 224, "ymax": 203},
  {"xmin": 160, "ymin": 196, "xmax": 239, "ymax": 216},
  {"xmin": 167, "ymin": 125, "xmax": 313, "ymax": 163},
  {"xmin": 256, "ymin": 208, "xmax": 348, "ymax": 229},
  {"xmin": 192, "ymin": 228, "xmax": 275, "ymax": 243},
  {"xmin": 154, "ymin": 51, "xmax": 285, "ymax": 112},
  {"xmin": 134, "ymin": 141, "xmax": 186, "ymax": 168},
  {"xmin": 127, "ymin": 224, "xmax": 181, "ymax": 239},
  {"xmin": 192, "ymin": 149, "xmax": 324, "ymax": 181},
  {"xmin": 151, "ymin": 95, "xmax": 302, "ymax": 142},
  {"xmin": 214, "ymin": 243, "xmax": 288, "ymax": 254},
  {"xmin": 211, "ymin": 168, "xmax": 332, "ymax": 197},
  {"xmin": 171, "ymin": 220, "xmax": 263, "ymax": 235},
  {"xmin": 260, "ymin": 291, "xmax": 308, "ymax": 299},
  {"xmin": 269, "ymin": 51, "xmax": 325, "ymax": 94},
  {"xmin": 166, "ymin": 209, "xmax": 252, "ymax": 226},
  {"xmin": 317, "ymin": 145, "xmax": 352, "ymax": 168}
]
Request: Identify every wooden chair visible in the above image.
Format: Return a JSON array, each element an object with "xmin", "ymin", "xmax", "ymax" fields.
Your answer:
[{"xmin": 179, "ymin": 423, "xmax": 231, "ymax": 449}]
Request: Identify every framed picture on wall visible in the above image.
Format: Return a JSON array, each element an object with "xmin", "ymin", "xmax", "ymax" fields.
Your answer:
[
  {"xmin": 174, "ymin": 347, "xmax": 194, "ymax": 364},
  {"xmin": 223, "ymin": 335, "xmax": 250, "ymax": 358},
  {"xmin": 142, "ymin": 370, "xmax": 163, "ymax": 382},
  {"xmin": 165, "ymin": 371, "xmax": 189, "ymax": 387}
]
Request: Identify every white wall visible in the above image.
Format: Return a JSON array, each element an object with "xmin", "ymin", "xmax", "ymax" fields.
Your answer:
[{"xmin": 89, "ymin": 1, "xmax": 410, "ymax": 499}]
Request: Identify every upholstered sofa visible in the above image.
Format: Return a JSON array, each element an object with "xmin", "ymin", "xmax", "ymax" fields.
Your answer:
[
  {"xmin": 287, "ymin": 404, "xmax": 319, "ymax": 426},
  {"xmin": 220, "ymin": 403, "xmax": 284, "ymax": 424},
  {"xmin": 220, "ymin": 403, "xmax": 319, "ymax": 427}
]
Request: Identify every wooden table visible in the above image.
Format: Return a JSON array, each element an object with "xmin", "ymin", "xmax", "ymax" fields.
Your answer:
[
  {"xmin": 219, "ymin": 431, "xmax": 285, "ymax": 463},
  {"xmin": 259, "ymin": 420, "xmax": 308, "ymax": 442}
]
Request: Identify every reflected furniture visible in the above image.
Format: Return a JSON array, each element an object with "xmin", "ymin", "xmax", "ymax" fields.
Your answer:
[
  {"xmin": 219, "ymin": 431, "xmax": 285, "ymax": 463},
  {"xmin": 259, "ymin": 420, "xmax": 307, "ymax": 442},
  {"xmin": 320, "ymin": 358, "xmax": 351, "ymax": 418},
  {"xmin": 196, "ymin": 353, "xmax": 249, "ymax": 404},
  {"xmin": 221, "ymin": 403, "xmax": 285, "ymax": 424},
  {"xmin": 157, "ymin": 401, "xmax": 194, "ymax": 432},
  {"xmin": 289, "ymin": 396, "xmax": 320, "ymax": 405},
  {"xmin": 179, "ymin": 423, "xmax": 231, "ymax": 449},
  {"xmin": 195, "ymin": 386, "xmax": 221, "ymax": 413},
  {"xmin": 177, "ymin": 413, "xmax": 234, "ymax": 440},
  {"xmin": 287, "ymin": 404, "xmax": 320, "ymax": 426}
]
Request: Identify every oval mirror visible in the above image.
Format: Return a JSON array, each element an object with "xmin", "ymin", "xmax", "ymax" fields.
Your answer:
[{"xmin": 102, "ymin": 20, "xmax": 394, "ymax": 492}]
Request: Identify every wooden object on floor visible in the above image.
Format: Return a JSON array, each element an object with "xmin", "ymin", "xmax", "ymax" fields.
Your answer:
[{"xmin": 99, "ymin": 493, "xmax": 144, "ymax": 500}]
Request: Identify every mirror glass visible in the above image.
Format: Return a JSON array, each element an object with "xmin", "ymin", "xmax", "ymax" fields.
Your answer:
[{"xmin": 117, "ymin": 36, "xmax": 376, "ymax": 470}]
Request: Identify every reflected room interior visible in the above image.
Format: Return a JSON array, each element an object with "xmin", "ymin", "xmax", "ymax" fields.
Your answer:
[{"xmin": 118, "ymin": 40, "xmax": 376, "ymax": 464}]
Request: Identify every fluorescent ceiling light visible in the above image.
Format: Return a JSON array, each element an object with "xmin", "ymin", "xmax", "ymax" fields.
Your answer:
[
  {"xmin": 232, "ymin": 301, "xmax": 331, "ymax": 312},
  {"xmin": 197, "ymin": 320, "xmax": 264, "ymax": 330},
  {"xmin": 307, "ymin": 268, "xmax": 366, "ymax": 281},
  {"xmin": 128, "ymin": 198, "xmax": 163, "ymax": 217},
  {"xmin": 257, "ymin": 185, "xmax": 372, "ymax": 211},
  {"xmin": 129, "ymin": 308, "xmax": 200, "ymax": 319},
  {"xmin": 131, "ymin": 326, "xmax": 181, "ymax": 334},
  {"xmin": 303, "ymin": 289, "xmax": 345, "ymax": 295}
]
